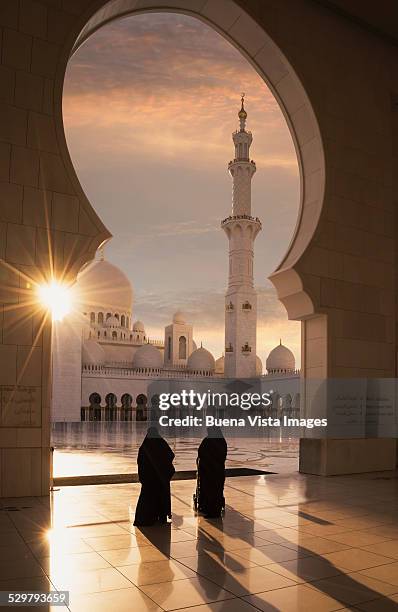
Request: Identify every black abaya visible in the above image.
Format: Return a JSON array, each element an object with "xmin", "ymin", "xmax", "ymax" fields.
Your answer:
[
  {"xmin": 134, "ymin": 428, "xmax": 175, "ymax": 526},
  {"xmin": 197, "ymin": 427, "xmax": 227, "ymax": 517}
]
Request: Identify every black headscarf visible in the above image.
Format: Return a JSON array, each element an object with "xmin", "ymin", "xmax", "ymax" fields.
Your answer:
[{"xmin": 138, "ymin": 427, "xmax": 175, "ymax": 483}]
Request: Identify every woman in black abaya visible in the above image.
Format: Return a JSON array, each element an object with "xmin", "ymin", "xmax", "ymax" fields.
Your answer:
[
  {"xmin": 197, "ymin": 426, "xmax": 227, "ymax": 518},
  {"xmin": 134, "ymin": 427, "xmax": 175, "ymax": 526}
]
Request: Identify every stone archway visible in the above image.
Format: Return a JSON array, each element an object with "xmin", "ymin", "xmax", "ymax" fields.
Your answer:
[{"xmin": 1, "ymin": 0, "xmax": 396, "ymax": 496}]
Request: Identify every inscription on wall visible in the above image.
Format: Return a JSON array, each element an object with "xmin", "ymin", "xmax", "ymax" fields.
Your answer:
[{"xmin": 1, "ymin": 386, "xmax": 41, "ymax": 427}]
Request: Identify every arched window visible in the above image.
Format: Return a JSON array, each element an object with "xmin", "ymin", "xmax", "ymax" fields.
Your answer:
[
  {"xmin": 89, "ymin": 392, "xmax": 102, "ymax": 422},
  {"xmin": 89, "ymin": 392, "xmax": 101, "ymax": 406},
  {"xmin": 106, "ymin": 312, "xmax": 111, "ymax": 320},
  {"xmin": 105, "ymin": 393, "xmax": 117, "ymax": 422},
  {"xmin": 114, "ymin": 313, "xmax": 119, "ymax": 320},
  {"xmin": 130, "ymin": 334, "xmax": 133, "ymax": 340},
  {"xmin": 90, "ymin": 312, "xmax": 95, "ymax": 324},
  {"xmin": 179, "ymin": 335, "xmax": 187, "ymax": 359},
  {"xmin": 121, "ymin": 393, "xmax": 132, "ymax": 408},
  {"xmin": 98, "ymin": 312, "xmax": 104, "ymax": 325},
  {"xmin": 136, "ymin": 394, "xmax": 147, "ymax": 421},
  {"xmin": 104, "ymin": 331, "xmax": 107, "ymax": 337},
  {"xmin": 121, "ymin": 315, "xmax": 125, "ymax": 327},
  {"xmin": 97, "ymin": 331, "xmax": 100, "ymax": 338},
  {"xmin": 150, "ymin": 394, "xmax": 160, "ymax": 408},
  {"xmin": 167, "ymin": 336, "xmax": 171, "ymax": 360},
  {"xmin": 121, "ymin": 393, "xmax": 132, "ymax": 422},
  {"xmin": 112, "ymin": 331, "xmax": 117, "ymax": 340}
]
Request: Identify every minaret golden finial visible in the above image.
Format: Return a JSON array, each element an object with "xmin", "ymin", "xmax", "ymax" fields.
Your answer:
[{"xmin": 238, "ymin": 92, "xmax": 247, "ymax": 130}]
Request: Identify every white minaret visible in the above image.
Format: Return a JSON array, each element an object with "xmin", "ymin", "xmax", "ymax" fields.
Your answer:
[{"xmin": 222, "ymin": 94, "xmax": 261, "ymax": 378}]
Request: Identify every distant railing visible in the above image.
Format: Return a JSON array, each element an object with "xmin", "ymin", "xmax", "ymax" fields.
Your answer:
[
  {"xmin": 82, "ymin": 365, "xmax": 224, "ymax": 379},
  {"xmin": 148, "ymin": 338, "xmax": 164, "ymax": 347},
  {"xmin": 262, "ymin": 369, "xmax": 301, "ymax": 377},
  {"xmin": 89, "ymin": 335, "xmax": 164, "ymax": 347}
]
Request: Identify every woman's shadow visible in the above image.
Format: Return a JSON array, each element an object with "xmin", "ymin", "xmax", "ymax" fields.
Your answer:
[{"xmin": 191, "ymin": 475, "xmax": 397, "ymax": 610}]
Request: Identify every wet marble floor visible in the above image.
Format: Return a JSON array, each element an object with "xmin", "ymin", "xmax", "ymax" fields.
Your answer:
[
  {"xmin": 52, "ymin": 425, "xmax": 299, "ymax": 477},
  {"xmin": 1, "ymin": 471, "xmax": 398, "ymax": 610}
]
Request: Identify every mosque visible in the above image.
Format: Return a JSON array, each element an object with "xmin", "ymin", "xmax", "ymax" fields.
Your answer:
[{"xmin": 52, "ymin": 97, "xmax": 300, "ymax": 422}]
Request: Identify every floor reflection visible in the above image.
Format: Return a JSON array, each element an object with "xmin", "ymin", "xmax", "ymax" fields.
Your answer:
[
  {"xmin": 52, "ymin": 422, "xmax": 299, "ymax": 477},
  {"xmin": 1, "ymin": 470, "xmax": 398, "ymax": 611}
]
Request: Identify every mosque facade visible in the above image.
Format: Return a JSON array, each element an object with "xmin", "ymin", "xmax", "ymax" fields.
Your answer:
[{"xmin": 52, "ymin": 100, "xmax": 300, "ymax": 423}]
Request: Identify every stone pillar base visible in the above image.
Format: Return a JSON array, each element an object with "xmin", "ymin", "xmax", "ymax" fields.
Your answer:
[
  {"xmin": 0, "ymin": 445, "xmax": 51, "ymax": 497},
  {"xmin": 299, "ymin": 438, "xmax": 397, "ymax": 476}
]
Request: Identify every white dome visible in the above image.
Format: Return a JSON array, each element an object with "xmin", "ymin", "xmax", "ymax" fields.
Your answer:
[
  {"xmin": 173, "ymin": 310, "xmax": 186, "ymax": 325},
  {"xmin": 76, "ymin": 258, "xmax": 133, "ymax": 312},
  {"xmin": 133, "ymin": 320, "xmax": 145, "ymax": 332},
  {"xmin": 266, "ymin": 342, "xmax": 295, "ymax": 372},
  {"xmin": 105, "ymin": 315, "xmax": 119, "ymax": 328},
  {"xmin": 82, "ymin": 339, "xmax": 105, "ymax": 365},
  {"xmin": 132, "ymin": 343, "xmax": 163, "ymax": 369},
  {"xmin": 215, "ymin": 355, "xmax": 224, "ymax": 374},
  {"xmin": 187, "ymin": 346, "xmax": 215, "ymax": 372},
  {"xmin": 256, "ymin": 355, "xmax": 263, "ymax": 376}
]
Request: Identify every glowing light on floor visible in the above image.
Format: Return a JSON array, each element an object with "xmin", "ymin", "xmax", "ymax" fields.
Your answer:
[{"xmin": 38, "ymin": 281, "xmax": 73, "ymax": 321}]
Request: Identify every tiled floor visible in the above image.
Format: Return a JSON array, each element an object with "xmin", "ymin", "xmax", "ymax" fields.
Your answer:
[{"xmin": 1, "ymin": 471, "xmax": 398, "ymax": 611}]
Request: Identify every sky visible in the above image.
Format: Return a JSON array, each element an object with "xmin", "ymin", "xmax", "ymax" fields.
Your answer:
[{"xmin": 63, "ymin": 12, "xmax": 301, "ymax": 367}]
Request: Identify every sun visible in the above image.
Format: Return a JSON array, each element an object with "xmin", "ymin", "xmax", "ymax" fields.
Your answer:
[{"xmin": 37, "ymin": 281, "xmax": 74, "ymax": 321}]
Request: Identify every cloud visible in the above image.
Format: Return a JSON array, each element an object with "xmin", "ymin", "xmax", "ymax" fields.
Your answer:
[
  {"xmin": 64, "ymin": 13, "xmax": 297, "ymax": 171},
  {"xmin": 137, "ymin": 220, "xmax": 219, "ymax": 239}
]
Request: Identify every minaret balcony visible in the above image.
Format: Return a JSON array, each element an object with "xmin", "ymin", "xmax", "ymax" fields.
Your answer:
[
  {"xmin": 242, "ymin": 343, "xmax": 252, "ymax": 353},
  {"xmin": 225, "ymin": 343, "xmax": 234, "ymax": 353},
  {"xmin": 242, "ymin": 301, "xmax": 252, "ymax": 310},
  {"xmin": 226, "ymin": 302, "xmax": 234, "ymax": 311},
  {"xmin": 228, "ymin": 159, "xmax": 256, "ymax": 168},
  {"xmin": 221, "ymin": 214, "xmax": 262, "ymax": 228}
]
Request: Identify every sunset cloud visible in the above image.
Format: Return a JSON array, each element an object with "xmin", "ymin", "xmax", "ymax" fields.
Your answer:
[{"xmin": 64, "ymin": 13, "xmax": 297, "ymax": 170}]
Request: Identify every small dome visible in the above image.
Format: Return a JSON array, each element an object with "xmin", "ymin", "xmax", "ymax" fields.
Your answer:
[
  {"xmin": 173, "ymin": 310, "xmax": 186, "ymax": 325},
  {"xmin": 187, "ymin": 346, "xmax": 215, "ymax": 372},
  {"xmin": 76, "ymin": 258, "xmax": 133, "ymax": 312},
  {"xmin": 105, "ymin": 315, "xmax": 119, "ymax": 328},
  {"xmin": 82, "ymin": 339, "xmax": 105, "ymax": 366},
  {"xmin": 133, "ymin": 320, "xmax": 145, "ymax": 332},
  {"xmin": 215, "ymin": 355, "xmax": 224, "ymax": 374},
  {"xmin": 266, "ymin": 342, "xmax": 295, "ymax": 373},
  {"xmin": 132, "ymin": 343, "xmax": 163, "ymax": 369},
  {"xmin": 256, "ymin": 355, "xmax": 263, "ymax": 376}
]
